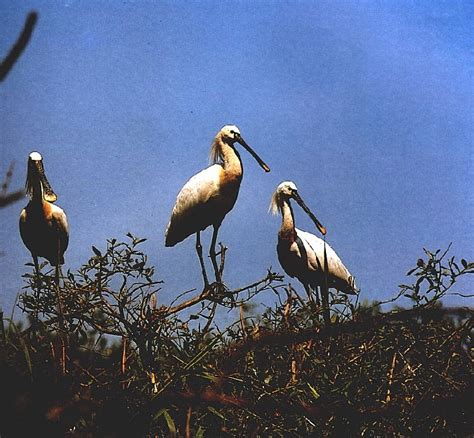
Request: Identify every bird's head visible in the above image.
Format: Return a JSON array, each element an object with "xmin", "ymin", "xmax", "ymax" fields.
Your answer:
[
  {"xmin": 270, "ymin": 181, "xmax": 326, "ymax": 236},
  {"xmin": 26, "ymin": 151, "xmax": 57, "ymax": 202},
  {"xmin": 211, "ymin": 125, "xmax": 270, "ymax": 172},
  {"xmin": 219, "ymin": 125, "xmax": 242, "ymax": 144}
]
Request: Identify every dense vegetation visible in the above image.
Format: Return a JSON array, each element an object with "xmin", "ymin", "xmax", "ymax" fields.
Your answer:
[
  {"xmin": 1, "ymin": 11, "xmax": 472, "ymax": 438},
  {"xmin": 0, "ymin": 236, "xmax": 472, "ymax": 437}
]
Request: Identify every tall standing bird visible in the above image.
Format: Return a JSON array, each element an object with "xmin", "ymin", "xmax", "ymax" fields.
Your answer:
[
  {"xmin": 165, "ymin": 125, "xmax": 270, "ymax": 287},
  {"xmin": 270, "ymin": 181, "xmax": 357, "ymax": 322},
  {"xmin": 19, "ymin": 152, "xmax": 69, "ymax": 283}
]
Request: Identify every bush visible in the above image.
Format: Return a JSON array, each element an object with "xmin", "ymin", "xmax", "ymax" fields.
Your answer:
[{"xmin": 0, "ymin": 236, "xmax": 472, "ymax": 437}]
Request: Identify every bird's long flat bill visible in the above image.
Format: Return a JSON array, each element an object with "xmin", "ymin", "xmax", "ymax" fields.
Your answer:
[
  {"xmin": 237, "ymin": 137, "xmax": 270, "ymax": 172},
  {"xmin": 293, "ymin": 192, "xmax": 327, "ymax": 235},
  {"xmin": 28, "ymin": 157, "xmax": 57, "ymax": 203}
]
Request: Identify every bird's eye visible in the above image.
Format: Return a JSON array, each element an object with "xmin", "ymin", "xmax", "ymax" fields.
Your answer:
[{"xmin": 230, "ymin": 130, "xmax": 235, "ymax": 135}]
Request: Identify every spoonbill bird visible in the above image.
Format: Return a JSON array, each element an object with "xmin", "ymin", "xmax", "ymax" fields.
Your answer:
[
  {"xmin": 19, "ymin": 152, "xmax": 69, "ymax": 282},
  {"xmin": 270, "ymin": 181, "xmax": 357, "ymax": 321},
  {"xmin": 165, "ymin": 125, "xmax": 270, "ymax": 287}
]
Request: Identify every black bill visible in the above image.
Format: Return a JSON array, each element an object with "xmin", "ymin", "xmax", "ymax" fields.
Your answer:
[
  {"xmin": 238, "ymin": 137, "xmax": 270, "ymax": 173},
  {"xmin": 293, "ymin": 192, "xmax": 327, "ymax": 235}
]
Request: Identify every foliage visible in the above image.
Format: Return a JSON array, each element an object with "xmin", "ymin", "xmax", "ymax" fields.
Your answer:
[{"xmin": 1, "ymin": 237, "xmax": 473, "ymax": 437}]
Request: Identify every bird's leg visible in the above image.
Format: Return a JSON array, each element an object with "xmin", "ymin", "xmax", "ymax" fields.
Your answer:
[
  {"xmin": 321, "ymin": 240, "xmax": 331, "ymax": 325},
  {"xmin": 314, "ymin": 286, "xmax": 321, "ymax": 307},
  {"xmin": 209, "ymin": 225, "xmax": 221, "ymax": 283},
  {"xmin": 55, "ymin": 265, "xmax": 60, "ymax": 287},
  {"xmin": 304, "ymin": 284, "xmax": 315, "ymax": 305},
  {"xmin": 195, "ymin": 232, "xmax": 209, "ymax": 289},
  {"xmin": 32, "ymin": 254, "xmax": 41, "ymax": 292}
]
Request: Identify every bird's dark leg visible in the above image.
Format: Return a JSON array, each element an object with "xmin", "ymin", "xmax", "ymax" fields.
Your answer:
[
  {"xmin": 304, "ymin": 284, "xmax": 315, "ymax": 305},
  {"xmin": 32, "ymin": 254, "xmax": 40, "ymax": 290},
  {"xmin": 195, "ymin": 231, "xmax": 209, "ymax": 288},
  {"xmin": 321, "ymin": 240, "xmax": 331, "ymax": 325},
  {"xmin": 209, "ymin": 225, "xmax": 221, "ymax": 283},
  {"xmin": 54, "ymin": 240, "xmax": 63, "ymax": 287},
  {"xmin": 314, "ymin": 286, "xmax": 321, "ymax": 306},
  {"xmin": 55, "ymin": 265, "xmax": 60, "ymax": 286}
]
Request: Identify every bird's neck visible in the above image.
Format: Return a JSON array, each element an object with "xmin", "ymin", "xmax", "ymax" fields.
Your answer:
[
  {"xmin": 217, "ymin": 138, "xmax": 243, "ymax": 179},
  {"xmin": 31, "ymin": 177, "xmax": 44, "ymax": 205},
  {"xmin": 279, "ymin": 200, "xmax": 296, "ymax": 241}
]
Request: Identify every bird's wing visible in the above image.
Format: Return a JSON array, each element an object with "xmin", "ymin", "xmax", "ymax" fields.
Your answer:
[
  {"xmin": 19, "ymin": 208, "xmax": 30, "ymax": 248},
  {"xmin": 165, "ymin": 165, "xmax": 222, "ymax": 245},
  {"xmin": 296, "ymin": 228, "xmax": 355, "ymax": 292},
  {"xmin": 51, "ymin": 205, "xmax": 69, "ymax": 255}
]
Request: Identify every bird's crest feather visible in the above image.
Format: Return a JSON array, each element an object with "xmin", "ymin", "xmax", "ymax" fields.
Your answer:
[
  {"xmin": 269, "ymin": 189, "xmax": 281, "ymax": 215},
  {"xmin": 209, "ymin": 137, "xmax": 224, "ymax": 165}
]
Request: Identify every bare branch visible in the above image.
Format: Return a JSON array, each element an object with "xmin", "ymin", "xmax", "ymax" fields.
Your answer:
[{"xmin": 0, "ymin": 12, "xmax": 38, "ymax": 81}]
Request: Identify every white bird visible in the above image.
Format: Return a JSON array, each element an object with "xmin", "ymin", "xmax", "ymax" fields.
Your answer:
[
  {"xmin": 165, "ymin": 125, "xmax": 270, "ymax": 287},
  {"xmin": 270, "ymin": 181, "xmax": 357, "ymax": 321},
  {"xmin": 19, "ymin": 152, "xmax": 69, "ymax": 282}
]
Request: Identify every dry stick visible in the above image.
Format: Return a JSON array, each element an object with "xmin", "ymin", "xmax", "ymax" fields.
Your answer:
[
  {"xmin": 239, "ymin": 304, "xmax": 246, "ymax": 339},
  {"xmin": 121, "ymin": 336, "xmax": 127, "ymax": 375},
  {"xmin": 163, "ymin": 271, "xmax": 280, "ymax": 317},
  {"xmin": 55, "ymin": 241, "xmax": 68, "ymax": 375},
  {"xmin": 185, "ymin": 406, "xmax": 192, "ymax": 438},
  {"xmin": 50, "ymin": 341, "xmax": 56, "ymax": 363},
  {"xmin": 0, "ymin": 310, "xmax": 4, "ymax": 344},
  {"xmin": 385, "ymin": 351, "xmax": 398, "ymax": 403},
  {"xmin": 61, "ymin": 336, "xmax": 66, "ymax": 375},
  {"xmin": 0, "ymin": 11, "xmax": 38, "ymax": 81},
  {"xmin": 0, "ymin": 162, "xmax": 24, "ymax": 208}
]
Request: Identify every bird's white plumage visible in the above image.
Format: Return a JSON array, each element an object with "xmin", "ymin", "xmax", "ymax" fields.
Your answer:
[
  {"xmin": 165, "ymin": 125, "xmax": 269, "ymax": 290},
  {"xmin": 295, "ymin": 228, "xmax": 354, "ymax": 289},
  {"xmin": 272, "ymin": 181, "xmax": 357, "ymax": 296},
  {"xmin": 29, "ymin": 151, "xmax": 42, "ymax": 161},
  {"xmin": 165, "ymin": 164, "xmax": 225, "ymax": 246},
  {"xmin": 168, "ymin": 165, "xmax": 221, "ymax": 221}
]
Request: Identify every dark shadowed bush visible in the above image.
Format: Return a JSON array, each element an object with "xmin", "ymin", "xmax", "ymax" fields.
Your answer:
[{"xmin": 1, "ymin": 236, "xmax": 472, "ymax": 437}]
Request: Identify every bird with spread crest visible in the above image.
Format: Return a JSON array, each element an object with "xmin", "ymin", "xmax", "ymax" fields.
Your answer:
[
  {"xmin": 19, "ymin": 152, "xmax": 69, "ymax": 283},
  {"xmin": 270, "ymin": 181, "xmax": 357, "ymax": 323},
  {"xmin": 165, "ymin": 125, "xmax": 270, "ymax": 287}
]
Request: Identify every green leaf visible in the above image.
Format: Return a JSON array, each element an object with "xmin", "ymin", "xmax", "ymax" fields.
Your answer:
[
  {"xmin": 307, "ymin": 382, "xmax": 320, "ymax": 399},
  {"xmin": 208, "ymin": 406, "xmax": 226, "ymax": 420},
  {"xmin": 162, "ymin": 410, "xmax": 177, "ymax": 437},
  {"xmin": 154, "ymin": 409, "xmax": 176, "ymax": 437},
  {"xmin": 92, "ymin": 246, "xmax": 102, "ymax": 257},
  {"xmin": 195, "ymin": 426, "xmax": 205, "ymax": 438}
]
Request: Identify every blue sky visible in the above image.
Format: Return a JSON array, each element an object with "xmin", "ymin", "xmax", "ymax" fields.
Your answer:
[{"xmin": 1, "ymin": 1, "xmax": 473, "ymax": 318}]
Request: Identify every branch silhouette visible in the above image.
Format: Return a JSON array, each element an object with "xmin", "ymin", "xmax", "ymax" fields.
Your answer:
[{"xmin": 0, "ymin": 11, "xmax": 38, "ymax": 82}]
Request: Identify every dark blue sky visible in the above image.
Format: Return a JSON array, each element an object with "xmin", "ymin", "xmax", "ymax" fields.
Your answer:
[{"xmin": 1, "ymin": 1, "xmax": 473, "ymax": 318}]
